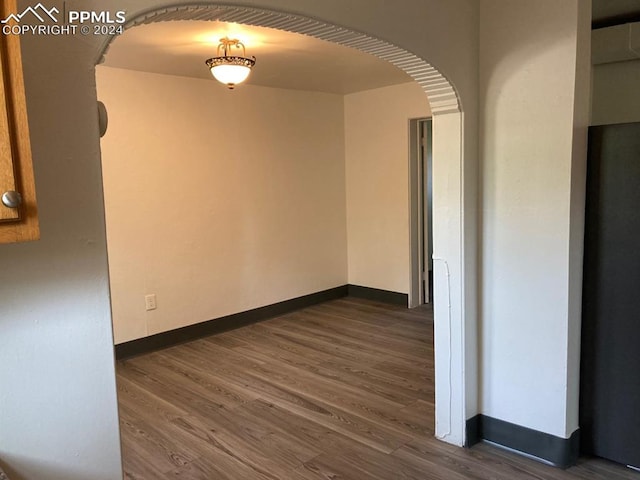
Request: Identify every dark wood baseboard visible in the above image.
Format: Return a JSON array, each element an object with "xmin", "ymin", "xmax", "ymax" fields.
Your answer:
[
  {"xmin": 115, "ymin": 284, "xmax": 409, "ymax": 360},
  {"xmin": 466, "ymin": 414, "xmax": 580, "ymax": 468},
  {"xmin": 347, "ymin": 284, "xmax": 408, "ymax": 306},
  {"xmin": 465, "ymin": 414, "xmax": 482, "ymax": 448},
  {"xmin": 115, "ymin": 285, "xmax": 348, "ymax": 360}
]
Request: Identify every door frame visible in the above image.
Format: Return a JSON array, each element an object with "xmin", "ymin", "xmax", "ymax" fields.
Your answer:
[{"xmin": 410, "ymin": 117, "xmax": 433, "ymax": 308}]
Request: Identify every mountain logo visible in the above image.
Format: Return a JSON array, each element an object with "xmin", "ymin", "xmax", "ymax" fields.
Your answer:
[{"xmin": 1, "ymin": 3, "xmax": 59, "ymax": 24}]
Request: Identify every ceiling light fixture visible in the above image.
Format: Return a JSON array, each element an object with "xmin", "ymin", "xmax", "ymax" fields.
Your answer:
[{"xmin": 205, "ymin": 37, "xmax": 256, "ymax": 89}]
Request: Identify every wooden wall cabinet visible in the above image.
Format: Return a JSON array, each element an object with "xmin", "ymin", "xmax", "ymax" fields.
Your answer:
[{"xmin": 0, "ymin": 0, "xmax": 39, "ymax": 244}]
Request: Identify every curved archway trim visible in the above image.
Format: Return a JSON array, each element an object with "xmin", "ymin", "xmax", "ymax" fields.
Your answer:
[{"xmin": 98, "ymin": 4, "xmax": 460, "ymax": 114}]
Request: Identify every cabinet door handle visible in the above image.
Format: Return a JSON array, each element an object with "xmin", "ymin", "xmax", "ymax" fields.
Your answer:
[{"xmin": 2, "ymin": 190, "xmax": 22, "ymax": 208}]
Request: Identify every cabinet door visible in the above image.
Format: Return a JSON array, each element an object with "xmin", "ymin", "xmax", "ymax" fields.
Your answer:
[
  {"xmin": 0, "ymin": 0, "xmax": 39, "ymax": 243},
  {"xmin": 0, "ymin": 36, "xmax": 20, "ymax": 222}
]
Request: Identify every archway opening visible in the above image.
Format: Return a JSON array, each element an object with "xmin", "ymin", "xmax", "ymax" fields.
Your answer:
[{"xmin": 95, "ymin": 4, "xmax": 471, "ymax": 469}]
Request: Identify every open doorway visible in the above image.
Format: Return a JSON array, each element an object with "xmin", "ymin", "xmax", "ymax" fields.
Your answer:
[
  {"xmin": 409, "ymin": 117, "xmax": 433, "ymax": 307},
  {"xmin": 98, "ymin": 43, "xmax": 436, "ymax": 475},
  {"xmin": 96, "ymin": 1, "xmax": 472, "ymax": 460}
]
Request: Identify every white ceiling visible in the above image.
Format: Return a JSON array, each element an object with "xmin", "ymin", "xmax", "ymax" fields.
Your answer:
[{"xmin": 102, "ymin": 21, "xmax": 413, "ymax": 94}]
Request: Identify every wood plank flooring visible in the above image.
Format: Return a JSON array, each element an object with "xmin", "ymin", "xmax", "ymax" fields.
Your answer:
[{"xmin": 116, "ymin": 297, "xmax": 638, "ymax": 479}]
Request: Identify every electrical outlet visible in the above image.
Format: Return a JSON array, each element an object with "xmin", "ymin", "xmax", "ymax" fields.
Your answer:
[{"xmin": 145, "ymin": 294, "xmax": 157, "ymax": 311}]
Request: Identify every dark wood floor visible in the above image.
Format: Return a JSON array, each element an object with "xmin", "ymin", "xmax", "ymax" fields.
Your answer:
[{"xmin": 116, "ymin": 297, "xmax": 638, "ymax": 479}]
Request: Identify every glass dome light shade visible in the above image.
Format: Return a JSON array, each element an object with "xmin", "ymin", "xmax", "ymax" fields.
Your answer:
[
  {"xmin": 205, "ymin": 40, "xmax": 256, "ymax": 90},
  {"xmin": 210, "ymin": 64, "xmax": 252, "ymax": 87}
]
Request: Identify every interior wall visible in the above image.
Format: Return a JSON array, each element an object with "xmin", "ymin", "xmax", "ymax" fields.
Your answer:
[
  {"xmin": 0, "ymin": 0, "xmax": 479, "ymax": 477},
  {"xmin": 0, "ymin": 28, "xmax": 123, "ymax": 480},
  {"xmin": 479, "ymin": 0, "xmax": 589, "ymax": 439},
  {"xmin": 97, "ymin": 66, "xmax": 347, "ymax": 344},
  {"xmin": 591, "ymin": 60, "xmax": 640, "ymax": 125},
  {"xmin": 344, "ymin": 82, "xmax": 431, "ymax": 295},
  {"xmin": 431, "ymin": 111, "xmax": 467, "ymax": 442}
]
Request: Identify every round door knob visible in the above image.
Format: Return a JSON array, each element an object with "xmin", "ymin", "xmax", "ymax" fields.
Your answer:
[{"xmin": 2, "ymin": 190, "xmax": 22, "ymax": 208}]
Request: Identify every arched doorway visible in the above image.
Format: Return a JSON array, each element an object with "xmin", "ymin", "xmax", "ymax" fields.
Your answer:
[{"xmin": 96, "ymin": 3, "xmax": 473, "ymax": 448}]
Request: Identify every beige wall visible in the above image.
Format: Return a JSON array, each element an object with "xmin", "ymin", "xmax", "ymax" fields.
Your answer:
[
  {"xmin": 344, "ymin": 82, "xmax": 431, "ymax": 294},
  {"xmin": 479, "ymin": 0, "xmax": 590, "ymax": 439},
  {"xmin": 97, "ymin": 66, "xmax": 348, "ymax": 344},
  {"xmin": 592, "ymin": 60, "xmax": 640, "ymax": 125}
]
